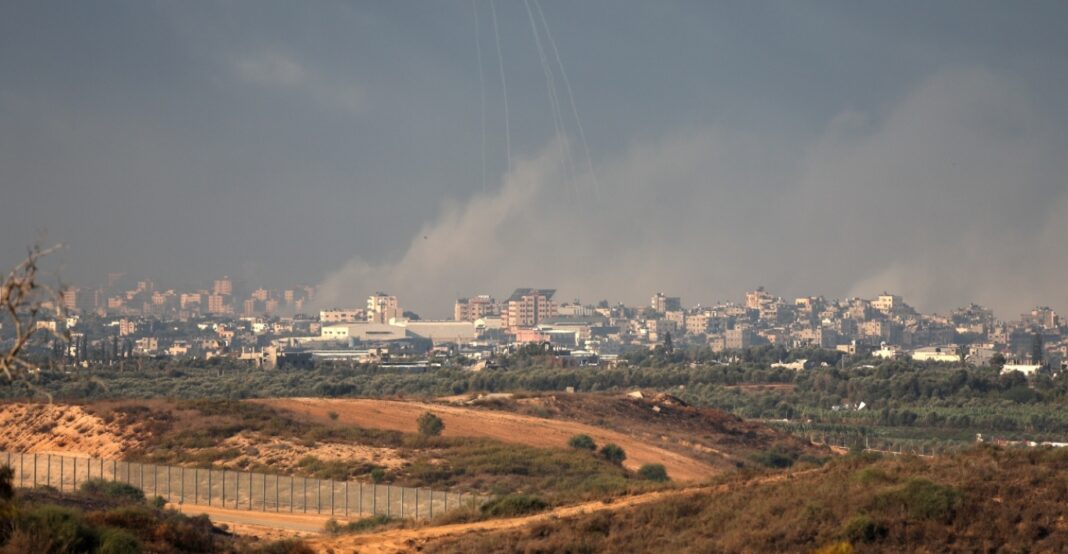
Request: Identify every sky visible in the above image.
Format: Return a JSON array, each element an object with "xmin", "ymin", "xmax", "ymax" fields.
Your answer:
[{"xmin": 2, "ymin": 1, "xmax": 1067, "ymax": 319}]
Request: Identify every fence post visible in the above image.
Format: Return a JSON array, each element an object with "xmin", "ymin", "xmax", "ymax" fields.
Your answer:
[
  {"xmin": 168, "ymin": 466, "xmax": 172, "ymax": 502},
  {"xmin": 33, "ymin": 453, "xmax": 37, "ymax": 487},
  {"xmin": 359, "ymin": 482, "xmax": 363, "ymax": 515},
  {"xmin": 386, "ymin": 485, "xmax": 390, "ymax": 518},
  {"xmin": 400, "ymin": 487, "xmax": 404, "ymax": 518},
  {"xmin": 180, "ymin": 467, "xmax": 185, "ymax": 504},
  {"xmin": 303, "ymin": 478, "xmax": 307, "ymax": 513},
  {"xmin": 372, "ymin": 483, "xmax": 376, "ymax": 515},
  {"xmin": 276, "ymin": 475, "xmax": 280, "ymax": 513},
  {"xmin": 331, "ymin": 481, "xmax": 335, "ymax": 516},
  {"xmin": 207, "ymin": 469, "xmax": 212, "ymax": 506},
  {"xmin": 290, "ymin": 476, "xmax": 294, "ymax": 513},
  {"xmin": 415, "ymin": 488, "xmax": 419, "ymax": 520},
  {"xmin": 153, "ymin": 465, "xmax": 158, "ymax": 497},
  {"xmin": 19, "ymin": 453, "xmax": 23, "ymax": 487},
  {"xmin": 345, "ymin": 481, "xmax": 349, "ymax": 517},
  {"xmin": 249, "ymin": 472, "xmax": 253, "ymax": 511},
  {"xmin": 60, "ymin": 455, "xmax": 65, "ymax": 492},
  {"xmin": 73, "ymin": 457, "xmax": 77, "ymax": 491},
  {"xmin": 317, "ymin": 479, "xmax": 321, "ymax": 514},
  {"xmin": 429, "ymin": 489, "xmax": 433, "ymax": 519},
  {"xmin": 222, "ymin": 470, "xmax": 226, "ymax": 507},
  {"xmin": 194, "ymin": 468, "xmax": 199, "ymax": 505},
  {"xmin": 139, "ymin": 463, "xmax": 144, "ymax": 493},
  {"xmin": 263, "ymin": 473, "xmax": 267, "ymax": 511}
]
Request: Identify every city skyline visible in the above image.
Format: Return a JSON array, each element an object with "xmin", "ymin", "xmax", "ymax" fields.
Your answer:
[{"xmin": 4, "ymin": 2, "xmax": 1068, "ymax": 319}]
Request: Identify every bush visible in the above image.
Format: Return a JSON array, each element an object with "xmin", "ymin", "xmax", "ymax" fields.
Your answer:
[
  {"xmin": 842, "ymin": 513, "xmax": 887, "ymax": 543},
  {"xmin": 0, "ymin": 466, "xmax": 13, "ymax": 501},
  {"xmin": 16, "ymin": 505, "xmax": 100, "ymax": 553},
  {"xmin": 637, "ymin": 463, "xmax": 669, "ymax": 482},
  {"xmin": 568, "ymin": 434, "xmax": 597, "ymax": 451},
  {"xmin": 875, "ymin": 478, "xmax": 960, "ymax": 522},
  {"xmin": 480, "ymin": 494, "xmax": 548, "ymax": 517},
  {"xmin": 750, "ymin": 446, "xmax": 799, "ymax": 469},
  {"xmin": 599, "ymin": 444, "xmax": 626, "ymax": 465},
  {"xmin": 79, "ymin": 479, "xmax": 145, "ymax": 503},
  {"xmin": 327, "ymin": 411, "xmax": 339, "ymax": 421},
  {"xmin": 97, "ymin": 527, "xmax": 140, "ymax": 554},
  {"xmin": 417, "ymin": 412, "xmax": 445, "ymax": 437}
]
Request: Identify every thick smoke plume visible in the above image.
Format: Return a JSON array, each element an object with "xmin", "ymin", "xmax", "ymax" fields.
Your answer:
[{"xmin": 317, "ymin": 68, "xmax": 1068, "ymax": 319}]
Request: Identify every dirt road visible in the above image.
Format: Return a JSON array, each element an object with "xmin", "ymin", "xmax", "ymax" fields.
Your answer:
[
  {"xmin": 308, "ymin": 471, "xmax": 813, "ymax": 553},
  {"xmin": 255, "ymin": 398, "xmax": 719, "ymax": 482}
]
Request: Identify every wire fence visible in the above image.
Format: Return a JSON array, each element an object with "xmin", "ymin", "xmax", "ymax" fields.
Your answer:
[{"xmin": 1, "ymin": 451, "xmax": 481, "ymax": 520}]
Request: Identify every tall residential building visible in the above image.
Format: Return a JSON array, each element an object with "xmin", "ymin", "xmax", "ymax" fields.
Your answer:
[
  {"xmin": 213, "ymin": 276, "xmax": 233, "ymax": 296},
  {"xmin": 207, "ymin": 294, "xmax": 230, "ymax": 314},
  {"xmin": 61, "ymin": 287, "xmax": 78, "ymax": 311},
  {"xmin": 367, "ymin": 293, "xmax": 400, "ymax": 323},
  {"xmin": 505, "ymin": 288, "xmax": 556, "ymax": 330},
  {"xmin": 454, "ymin": 295, "xmax": 498, "ymax": 321},
  {"xmin": 650, "ymin": 292, "xmax": 681, "ymax": 314}
]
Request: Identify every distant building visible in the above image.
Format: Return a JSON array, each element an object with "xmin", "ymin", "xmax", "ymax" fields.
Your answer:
[
  {"xmin": 505, "ymin": 288, "xmax": 556, "ymax": 331},
  {"xmin": 911, "ymin": 345, "xmax": 960, "ymax": 363},
  {"xmin": 650, "ymin": 292, "xmax": 681, "ymax": 313},
  {"xmin": 872, "ymin": 294, "xmax": 903, "ymax": 314},
  {"xmin": 367, "ymin": 293, "xmax": 400, "ymax": 323},
  {"xmin": 320, "ymin": 308, "xmax": 365, "ymax": 323},
  {"xmin": 725, "ymin": 328, "xmax": 756, "ymax": 350},
  {"xmin": 454, "ymin": 295, "xmax": 498, "ymax": 321},
  {"xmin": 213, "ymin": 276, "xmax": 233, "ymax": 296}
]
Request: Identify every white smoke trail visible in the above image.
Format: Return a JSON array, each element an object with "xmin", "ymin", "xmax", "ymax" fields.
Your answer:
[
  {"xmin": 472, "ymin": 0, "xmax": 488, "ymax": 193},
  {"xmin": 534, "ymin": 0, "xmax": 600, "ymax": 197},
  {"xmin": 489, "ymin": 0, "xmax": 512, "ymax": 176}
]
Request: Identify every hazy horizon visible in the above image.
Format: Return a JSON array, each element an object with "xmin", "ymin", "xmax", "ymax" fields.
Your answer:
[{"xmin": 3, "ymin": 1, "xmax": 1068, "ymax": 319}]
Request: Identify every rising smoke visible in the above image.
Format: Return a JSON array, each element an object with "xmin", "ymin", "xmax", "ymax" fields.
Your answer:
[{"xmin": 316, "ymin": 67, "xmax": 1068, "ymax": 319}]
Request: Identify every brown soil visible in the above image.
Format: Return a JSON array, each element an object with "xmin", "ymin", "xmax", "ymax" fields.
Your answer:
[
  {"xmin": 219, "ymin": 433, "xmax": 407, "ymax": 472},
  {"xmin": 0, "ymin": 402, "xmax": 141, "ymax": 458},
  {"xmin": 452, "ymin": 391, "xmax": 824, "ymax": 469},
  {"xmin": 255, "ymin": 397, "xmax": 720, "ymax": 482}
]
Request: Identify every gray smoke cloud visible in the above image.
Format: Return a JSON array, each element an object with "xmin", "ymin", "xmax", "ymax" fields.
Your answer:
[{"xmin": 317, "ymin": 67, "xmax": 1067, "ymax": 319}]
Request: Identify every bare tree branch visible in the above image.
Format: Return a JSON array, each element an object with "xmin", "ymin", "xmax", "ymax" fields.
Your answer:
[{"xmin": 0, "ymin": 244, "xmax": 67, "ymax": 384}]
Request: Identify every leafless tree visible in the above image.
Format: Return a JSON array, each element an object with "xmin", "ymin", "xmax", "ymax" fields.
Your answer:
[{"xmin": 0, "ymin": 244, "xmax": 67, "ymax": 383}]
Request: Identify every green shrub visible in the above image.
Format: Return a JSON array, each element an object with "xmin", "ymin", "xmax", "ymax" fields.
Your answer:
[
  {"xmin": 599, "ymin": 444, "xmax": 626, "ymax": 465},
  {"xmin": 327, "ymin": 410, "xmax": 339, "ymax": 420},
  {"xmin": 417, "ymin": 412, "xmax": 445, "ymax": 437},
  {"xmin": 97, "ymin": 527, "xmax": 140, "ymax": 554},
  {"xmin": 17, "ymin": 505, "xmax": 100, "ymax": 553},
  {"xmin": 842, "ymin": 513, "xmax": 887, "ymax": 543},
  {"xmin": 79, "ymin": 479, "xmax": 145, "ymax": 502},
  {"xmin": 875, "ymin": 478, "xmax": 960, "ymax": 522},
  {"xmin": 750, "ymin": 446, "xmax": 799, "ymax": 469},
  {"xmin": 480, "ymin": 494, "xmax": 548, "ymax": 517},
  {"xmin": 568, "ymin": 434, "xmax": 597, "ymax": 450},
  {"xmin": 637, "ymin": 463, "xmax": 669, "ymax": 482},
  {"xmin": 370, "ymin": 468, "xmax": 386, "ymax": 483}
]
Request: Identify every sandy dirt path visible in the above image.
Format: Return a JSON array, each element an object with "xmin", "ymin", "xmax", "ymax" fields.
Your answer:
[
  {"xmin": 308, "ymin": 471, "xmax": 812, "ymax": 554},
  {"xmin": 169, "ymin": 502, "xmax": 350, "ymax": 536},
  {"xmin": 254, "ymin": 398, "xmax": 719, "ymax": 482}
]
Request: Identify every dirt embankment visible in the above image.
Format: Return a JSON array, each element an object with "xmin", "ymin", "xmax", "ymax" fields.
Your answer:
[
  {"xmin": 0, "ymin": 403, "xmax": 140, "ymax": 458},
  {"xmin": 255, "ymin": 397, "xmax": 720, "ymax": 482}
]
